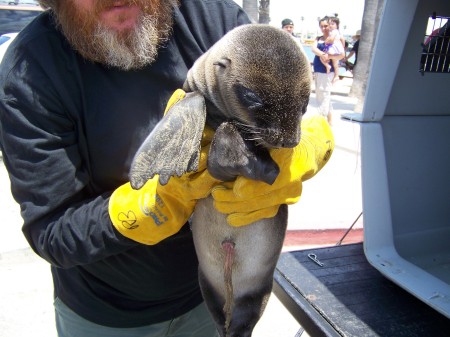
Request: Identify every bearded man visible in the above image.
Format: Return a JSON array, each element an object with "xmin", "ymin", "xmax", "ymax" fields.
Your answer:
[
  {"xmin": 0, "ymin": 1, "xmax": 251, "ymax": 336},
  {"xmin": 0, "ymin": 0, "xmax": 336, "ymax": 336}
]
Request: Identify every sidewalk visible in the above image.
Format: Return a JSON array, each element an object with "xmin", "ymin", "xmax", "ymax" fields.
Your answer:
[
  {"xmin": 285, "ymin": 76, "xmax": 362, "ymax": 246},
  {"xmin": 0, "ymin": 78, "xmax": 362, "ymax": 337}
]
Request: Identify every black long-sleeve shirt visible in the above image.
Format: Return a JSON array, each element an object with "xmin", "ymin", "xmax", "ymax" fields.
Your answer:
[{"xmin": 0, "ymin": 0, "xmax": 250, "ymax": 328}]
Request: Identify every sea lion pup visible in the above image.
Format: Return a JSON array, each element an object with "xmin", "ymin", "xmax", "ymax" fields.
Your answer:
[{"xmin": 130, "ymin": 24, "xmax": 311, "ymax": 337}]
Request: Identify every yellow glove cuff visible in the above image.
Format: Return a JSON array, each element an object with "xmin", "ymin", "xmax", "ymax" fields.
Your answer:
[
  {"xmin": 110, "ymin": 89, "xmax": 221, "ymax": 243},
  {"xmin": 109, "ymin": 177, "xmax": 195, "ymax": 245}
]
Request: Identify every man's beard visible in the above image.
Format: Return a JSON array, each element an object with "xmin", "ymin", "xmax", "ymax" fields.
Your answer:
[{"xmin": 54, "ymin": 1, "xmax": 177, "ymax": 70}]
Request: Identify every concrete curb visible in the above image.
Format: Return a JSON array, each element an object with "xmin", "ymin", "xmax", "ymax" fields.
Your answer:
[{"xmin": 284, "ymin": 228, "xmax": 363, "ymax": 250}]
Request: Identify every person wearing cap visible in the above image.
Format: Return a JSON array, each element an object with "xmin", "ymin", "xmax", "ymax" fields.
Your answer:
[
  {"xmin": 281, "ymin": 18, "xmax": 295, "ymax": 35},
  {"xmin": 281, "ymin": 18, "xmax": 307, "ymax": 56},
  {"xmin": 345, "ymin": 29, "xmax": 361, "ymax": 69}
]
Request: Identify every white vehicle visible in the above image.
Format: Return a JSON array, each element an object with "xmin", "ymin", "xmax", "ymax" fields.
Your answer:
[{"xmin": 0, "ymin": 32, "xmax": 17, "ymax": 62}]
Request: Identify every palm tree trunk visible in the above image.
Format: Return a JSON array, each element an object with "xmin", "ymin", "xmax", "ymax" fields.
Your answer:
[
  {"xmin": 351, "ymin": 0, "xmax": 385, "ymax": 112},
  {"xmin": 242, "ymin": 0, "xmax": 258, "ymax": 23},
  {"xmin": 259, "ymin": 0, "xmax": 270, "ymax": 24}
]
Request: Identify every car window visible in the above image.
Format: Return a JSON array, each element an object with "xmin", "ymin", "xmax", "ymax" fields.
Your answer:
[
  {"xmin": 0, "ymin": 4, "xmax": 43, "ymax": 36},
  {"xmin": 0, "ymin": 34, "xmax": 10, "ymax": 45}
]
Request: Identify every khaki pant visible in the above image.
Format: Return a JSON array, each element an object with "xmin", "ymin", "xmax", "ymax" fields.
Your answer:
[
  {"xmin": 54, "ymin": 297, "xmax": 219, "ymax": 337},
  {"xmin": 315, "ymin": 72, "xmax": 334, "ymax": 118}
]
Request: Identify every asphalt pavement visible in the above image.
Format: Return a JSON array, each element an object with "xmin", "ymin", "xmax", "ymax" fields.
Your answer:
[{"xmin": 0, "ymin": 77, "xmax": 362, "ymax": 337}]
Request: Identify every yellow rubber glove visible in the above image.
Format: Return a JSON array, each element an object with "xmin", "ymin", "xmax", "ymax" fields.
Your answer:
[
  {"xmin": 211, "ymin": 115, "xmax": 334, "ymax": 226},
  {"xmin": 109, "ymin": 90, "xmax": 218, "ymax": 245}
]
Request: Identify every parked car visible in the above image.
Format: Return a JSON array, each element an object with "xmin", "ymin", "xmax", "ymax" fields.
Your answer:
[
  {"xmin": 0, "ymin": 4, "xmax": 43, "ymax": 36},
  {"xmin": 2, "ymin": 1, "xmax": 40, "ymax": 6},
  {"xmin": 0, "ymin": 31, "xmax": 17, "ymax": 62}
]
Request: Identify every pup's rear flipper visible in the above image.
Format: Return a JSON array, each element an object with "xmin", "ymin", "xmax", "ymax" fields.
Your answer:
[
  {"xmin": 227, "ymin": 288, "xmax": 272, "ymax": 337},
  {"xmin": 199, "ymin": 266, "xmax": 272, "ymax": 337}
]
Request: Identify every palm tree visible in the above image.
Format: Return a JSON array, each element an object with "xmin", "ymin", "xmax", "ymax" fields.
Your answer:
[
  {"xmin": 351, "ymin": 0, "xmax": 385, "ymax": 112},
  {"xmin": 259, "ymin": 0, "xmax": 270, "ymax": 24},
  {"xmin": 242, "ymin": 0, "xmax": 258, "ymax": 23},
  {"xmin": 241, "ymin": 0, "xmax": 270, "ymax": 24}
]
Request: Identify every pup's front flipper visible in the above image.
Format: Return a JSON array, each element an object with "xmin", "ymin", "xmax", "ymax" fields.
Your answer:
[
  {"xmin": 208, "ymin": 122, "xmax": 280, "ymax": 185},
  {"xmin": 129, "ymin": 92, "xmax": 206, "ymax": 189}
]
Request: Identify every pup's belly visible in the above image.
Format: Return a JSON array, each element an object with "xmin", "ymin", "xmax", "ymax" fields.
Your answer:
[{"xmin": 191, "ymin": 195, "xmax": 287, "ymax": 298}]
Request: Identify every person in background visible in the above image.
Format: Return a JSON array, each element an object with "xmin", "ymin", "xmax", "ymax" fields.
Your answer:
[
  {"xmin": 321, "ymin": 16, "xmax": 345, "ymax": 84},
  {"xmin": 0, "ymin": 1, "xmax": 333, "ymax": 336},
  {"xmin": 281, "ymin": 18, "xmax": 307, "ymax": 57},
  {"xmin": 345, "ymin": 29, "xmax": 361, "ymax": 70},
  {"xmin": 312, "ymin": 16, "xmax": 343, "ymax": 125},
  {"xmin": 281, "ymin": 18, "xmax": 295, "ymax": 35}
]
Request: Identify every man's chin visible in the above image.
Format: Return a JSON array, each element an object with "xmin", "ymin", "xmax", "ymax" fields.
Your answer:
[
  {"xmin": 86, "ymin": 25, "xmax": 159, "ymax": 70},
  {"xmin": 99, "ymin": 4, "xmax": 142, "ymax": 34},
  {"xmin": 54, "ymin": 0, "xmax": 176, "ymax": 69}
]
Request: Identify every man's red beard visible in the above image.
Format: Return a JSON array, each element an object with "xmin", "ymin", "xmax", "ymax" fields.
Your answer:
[{"xmin": 53, "ymin": 0, "xmax": 178, "ymax": 70}]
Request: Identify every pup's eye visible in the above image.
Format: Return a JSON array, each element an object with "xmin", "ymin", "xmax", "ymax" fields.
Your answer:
[
  {"xmin": 234, "ymin": 83, "xmax": 264, "ymax": 111},
  {"xmin": 213, "ymin": 58, "xmax": 231, "ymax": 68}
]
